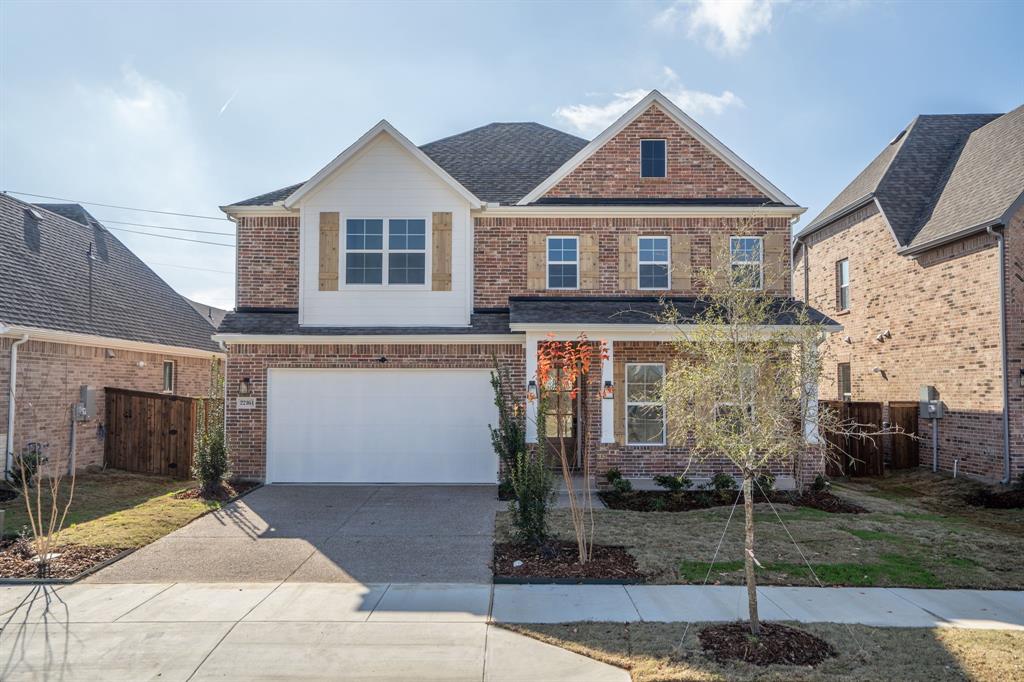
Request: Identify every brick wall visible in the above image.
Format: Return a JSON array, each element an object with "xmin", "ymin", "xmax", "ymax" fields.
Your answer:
[
  {"xmin": 0, "ymin": 337, "xmax": 213, "ymax": 472},
  {"xmin": 1003, "ymin": 204, "xmax": 1024, "ymax": 481},
  {"xmin": 235, "ymin": 214, "xmax": 300, "ymax": 310},
  {"xmin": 474, "ymin": 216, "xmax": 791, "ymax": 307},
  {"xmin": 543, "ymin": 105, "xmax": 769, "ymax": 201},
  {"xmin": 224, "ymin": 342, "xmax": 525, "ymax": 480},
  {"xmin": 795, "ymin": 202, "xmax": 1006, "ymax": 479}
]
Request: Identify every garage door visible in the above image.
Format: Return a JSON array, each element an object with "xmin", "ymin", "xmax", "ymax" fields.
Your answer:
[{"xmin": 266, "ymin": 369, "xmax": 498, "ymax": 483}]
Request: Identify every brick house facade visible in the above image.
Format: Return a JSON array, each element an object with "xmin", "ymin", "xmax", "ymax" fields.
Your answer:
[{"xmin": 217, "ymin": 90, "xmax": 825, "ymax": 487}]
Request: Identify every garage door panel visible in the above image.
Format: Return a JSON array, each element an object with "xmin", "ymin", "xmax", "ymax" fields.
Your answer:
[{"xmin": 266, "ymin": 369, "xmax": 499, "ymax": 483}]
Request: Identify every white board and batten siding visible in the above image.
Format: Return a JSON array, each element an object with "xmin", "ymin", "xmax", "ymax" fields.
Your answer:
[{"xmin": 298, "ymin": 133, "xmax": 473, "ymax": 327}]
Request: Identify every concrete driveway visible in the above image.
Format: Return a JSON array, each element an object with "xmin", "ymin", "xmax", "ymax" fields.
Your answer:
[{"xmin": 88, "ymin": 485, "xmax": 500, "ymax": 583}]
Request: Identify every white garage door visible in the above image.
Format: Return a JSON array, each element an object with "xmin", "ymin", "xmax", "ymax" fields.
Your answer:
[{"xmin": 266, "ymin": 368, "xmax": 498, "ymax": 483}]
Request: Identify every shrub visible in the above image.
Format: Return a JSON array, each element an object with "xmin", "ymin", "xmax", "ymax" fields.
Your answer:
[
  {"xmin": 488, "ymin": 365, "xmax": 526, "ymax": 483},
  {"xmin": 653, "ymin": 474, "xmax": 692, "ymax": 492},
  {"xmin": 508, "ymin": 450, "xmax": 555, "ymax": 545},
  {"xmin": 648, "ymin": 496, "xmax": 667, "ymax": 512},
  {"xmin": 755, "ymin": 472, "xmax": 775, "ymax": 494},
  {"xmin": 711, "ymin": 472, "xmax": 738, "ymax": 491},
  {"xmin": 193, "ymin": 427, "xmax": 229, "ymax": 495},
  {"xmin": 1015, "ymin": 472, "xmax": 1024, "ymax": 491},
  {"xmin": 811, "ymin": 474, "xmax": 830, "ymax": 492},
  {"xmin": 605, "ymin": 468, "xmax": 623, "ymax": 484},
  {"xmin": 10, "ymin": 445, "xmax": 46, "ymax": 489},
  {"xmin": 612, "ymin": 477, "xmax": 633, "ymax": 493}
]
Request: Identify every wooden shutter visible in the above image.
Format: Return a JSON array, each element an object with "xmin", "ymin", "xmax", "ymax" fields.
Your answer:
[
  {"xmin": 431, "ymin": 212, "xmax": 452, "ymax": 291},
  {"xmin": 763, "ymin": 232, "xmax": 787, "ymax": 292},
  {"xmin": 613, "ymin": 358, "xmax": 625, "ymax": 445},
  {"xmin": 710, "ymin": 234, "xmax": 730, "ymax": 288},
  {"xmin": 670, "ymin": 235, "xmax": 692, "ymax": 293},
  {"xmin": 618, "ymin": 234, "xmax": 637, "ymax": 291},
  {"xmin": 580, "ymin": 234, "xmax": 599, "ymax": 289},
  {"xmin": 527, "ymin": 233, "xmax": 547, "ymax": 290},
  {"xmin": 318, "ymin": 211, "xmax": 339, "ymax": 291}
]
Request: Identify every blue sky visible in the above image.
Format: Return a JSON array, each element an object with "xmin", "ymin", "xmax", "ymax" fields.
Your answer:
[{"xmin": 2, "ymin": 0, "xmax": 1022, "ymax": 309}]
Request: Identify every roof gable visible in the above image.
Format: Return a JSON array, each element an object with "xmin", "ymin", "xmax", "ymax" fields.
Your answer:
[
  {"xmin": 518, "ymin": 90, "xmax": 796, "ymax": 206},
  {"xmin": 283, "ymin": 121, "xmax": 482, "ymax": 209}
]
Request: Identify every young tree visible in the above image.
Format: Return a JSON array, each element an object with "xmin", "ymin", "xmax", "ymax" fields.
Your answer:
[
  {"xmin": 660, "ymin": 242, "xmax": 829, "ymax": 636},
  {"xmin": 192, "ymin": 359, "xmax": 229, "ymax": 496}
]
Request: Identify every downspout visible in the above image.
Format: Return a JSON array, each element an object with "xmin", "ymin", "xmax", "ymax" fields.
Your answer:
[
  {"xmin": 987, "ymin": 225, "xmax": 1011, "ymax": 484},
  {"xmin": 5, "ymin": 332, "xmax": 30, "ymax": 480}
]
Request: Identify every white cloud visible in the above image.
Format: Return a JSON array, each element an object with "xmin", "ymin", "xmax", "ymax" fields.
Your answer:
[
  {"xmin": 554, "ymin": 78, "xmax": 742, "ymax": 136},
  {"xmin": 654, "ymin": 0, "xmax": 775, "ymax": 56}
]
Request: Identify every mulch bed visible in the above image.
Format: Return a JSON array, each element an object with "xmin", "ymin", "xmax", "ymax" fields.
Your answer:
[
  {"xmin": 493, "ymin": 540, "xmax": 645, "ymax": 581},
  {"xmin": 0, "ymin": 488, "xmax": 18, "ymax": 504},
  {"xmin": 599, "ymin": 489, "xmax": 867, "ymax": 514},
  {"xmin": 965, "ymin": 488, "xmax": 1024, "ymax": 509},
  {"xmin": 0, "ymin": 538, "xmax": 124, "ymax": 580},
  {"xmin": 698, "ymin": 622, "xmax": 836, "ymax": 667},
  {"xmin": 173, "ymin": 480, "xmax": 259, "ymax": 502}
]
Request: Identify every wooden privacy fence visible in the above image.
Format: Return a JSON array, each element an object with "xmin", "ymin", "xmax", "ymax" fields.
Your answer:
[
  {"xmin": 888, "ymin": 401, "xmax": 921, "ymax": 469},
  {"xmin": 820, "ymin": 401, "xmax": 884, "ymax": 477},
  {"xmin": 105, "ymin": 388, "xmax": 218, "ymax": 479}
]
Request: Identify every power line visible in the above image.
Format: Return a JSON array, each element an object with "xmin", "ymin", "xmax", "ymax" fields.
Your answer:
[
  {"xmin": 5, "ymin": 190, "xmax": 232, "ymax": 221},
  {"xmin": 105, "ymin": 225, "xmax": 235, "ymax": 247},
  {"xmin": 98, "ymin": 217, "xmax": 235, "ymax": 237},
  {"xmin": 150, "ymin": 262, "xmax": 234, "ymax": 274}
]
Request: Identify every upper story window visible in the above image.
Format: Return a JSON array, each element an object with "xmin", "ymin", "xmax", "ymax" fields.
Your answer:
[
  {"xmin": 730, "ymin": 236, "xmax": 763, "ymax": 290},
  {"xmin": 835, "ymin": 258, "xmax": 850, "ymax": 311},
  {"xmin": 640, "ymin": 139, "xmax": 666, "ymax": 178},
  {"xmin": 547, "ymin": 236, "xmax": 579, "ymax": 289},
  {"xmin": 638, "ymin": 236, "xmax": 670, "ymax": 289},
  {"xmin": 626, "ymin": 363, "xmax": 666, "ymax": 445},
  {"xmin": 345, "ymin": 218, "xmax": 426, "ymax": 286}
]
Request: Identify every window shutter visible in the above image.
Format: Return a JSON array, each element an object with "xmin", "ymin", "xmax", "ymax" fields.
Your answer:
[
  {"xmin": 618, "ymin": 234, "xmax": 637, "ymax": 291},
  {"xmin": 613, "ymin": 358, "xmax": 625, "ymax": 445},
  {"xmin": 527, "ymin": 233, "xmax": 546, "ymax": 290},
  {"xmin": 580, "ymin": 234, "xmax": 599, "ymax": 289},
  {"xmin": 710, "ymin": 234, "xmax": 730, "ymax": 288},
  {"xmin": 431, "ymin": 212, "xmax": 452, "ymax": 291},
  {"xmin": 763, "ymin": 232, "xmax": 787, "ymax": 292},
  {"xmin": 318, "ymin": 211, "xmax": 339, "ymax": 291},
  {"xmin": 670, "ymin": 235, "xmax": 691, "ymax": 292}
]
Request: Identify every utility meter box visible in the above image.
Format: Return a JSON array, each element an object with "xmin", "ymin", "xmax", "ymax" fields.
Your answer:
[
  {"xmin": 76, "ymin": 385, "xmax": 96, "ymax": 421},
  {"xmin": 919, "ymin": 385, "xmax": 944, "ymax": 419}
]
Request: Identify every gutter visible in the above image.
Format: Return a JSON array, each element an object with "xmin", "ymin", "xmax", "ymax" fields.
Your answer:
[
  {"xmin": 987, "ymin": 225, "xmax": 1011, "ymax": 484},
  {"xmin": 3, "ymin": 328, "xmax": 29, "ymax": 480}
]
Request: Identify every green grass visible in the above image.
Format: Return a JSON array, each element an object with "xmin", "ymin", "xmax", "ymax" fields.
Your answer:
[
  {"xmin": 678, "ymin": 553, "xmax": 941, "ymax": 588},
  {"xmin": 1, "ymin": 469, "xmax": 222, "ymax": 548},
  {"xmin": 845, "ymin": 528, "xmax": 901, "ymax": 542}
]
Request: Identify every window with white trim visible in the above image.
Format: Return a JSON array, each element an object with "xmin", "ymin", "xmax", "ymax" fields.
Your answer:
[
  {"xmin": 730, "ymin": 236, "xmax": 763, "ymax": 290},
  {"xmin": 640, "ymin": 139, "xmax": 666, "ymax": 178},
  {"xmin": 344, "ymin": 218, "xmax": 426, "ymax": 286},
  {"xmin": 547, "ymin": 236, "xmax": 578, "ymax": 289},
  {"xmin": 162, "ymin": 361, "xmax": 175, "ymax": 393},
  {"xmin": 836, "ymin": 258, "xmax": 850, "ymax": 311},
  {"xmin": 638, "ymin": 236, "xmax": 670, "ymax": 289},
  {"xmin": 625, "ymin": 363, "xmax": 666, "ymax": 445}
]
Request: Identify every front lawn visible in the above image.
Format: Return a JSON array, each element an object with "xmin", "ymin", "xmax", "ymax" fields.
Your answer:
[
  {"xmin": 1, "ymin": 468, "xmax": 224, "ymax": 548},
  {"xmin": 504, "ymin": 622, "xmax": 1024, "ymax": 682},
  {"xmin": 495, "ymin": 470, "xmax": 1024, "ymax": 588}
]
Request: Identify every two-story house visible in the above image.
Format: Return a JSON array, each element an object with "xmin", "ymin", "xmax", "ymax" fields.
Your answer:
[
  {"xmin": 794, "ymin": 106, "xmax": 1023, "ymax": 483},
  {"xmin": 216, "ymin": 90, "xmax": 829, "ymax": 487}
]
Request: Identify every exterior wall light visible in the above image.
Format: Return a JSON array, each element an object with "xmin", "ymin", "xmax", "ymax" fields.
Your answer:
[
  {"xmin": 602, "ymin": 380, "xmax": 614, "ymax": 399},
  {"xmin": 239, "ymin": 377, "xmax": 252, "ymax": 395},
  {"xmin": 527, "ymin": 380, "xmax": 538, "ymax": 401}
]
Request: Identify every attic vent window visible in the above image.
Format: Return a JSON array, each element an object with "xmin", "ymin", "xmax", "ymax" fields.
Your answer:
[{"xmin": 640, "ymin": 140, "xmax": 666, "ymax": 178}]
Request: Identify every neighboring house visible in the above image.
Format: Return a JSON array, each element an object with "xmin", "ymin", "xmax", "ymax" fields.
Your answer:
[
  {"xmin": 793, "ymin": 106, "xmax": 1024, "ymax": 482},
  {"xmin": 216, "ymin": 90, "xmax": 832, "ymax": 487},
  {"xmin": 0, "ymin": 194, "xmax": 223, "ymax": 475}
]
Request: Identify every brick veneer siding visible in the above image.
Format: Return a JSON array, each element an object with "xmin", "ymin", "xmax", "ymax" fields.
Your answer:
[
  {"xmin": 235, "ymin": 215, "xmax": 300, "ymax": 310},
  {"xmin": 473, "ymin": 216, "xmax": 791, "ymax": 307},
  {"xmin": 794, "ymin": 202, "xmax": 1007, "ymax": 480},
  {"xmin": 0, "ymin": 337, "xmax": 213, "ymax": 472},
  {"xmin": 224, "ymin": 342, "xmax": 525, "ymax": 481},
  {"xmin": 1003, "ymin": 204, "xmax": 1024, "ymax": 481},
  {"xmin": 543, "ymin": 105, "xmax": 769, "ymax": 201}
]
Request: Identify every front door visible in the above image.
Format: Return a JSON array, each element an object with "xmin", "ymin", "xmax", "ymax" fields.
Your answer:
[{"xmin": 544, "ymin": 366, "xmax": 582, "ymax": 470}]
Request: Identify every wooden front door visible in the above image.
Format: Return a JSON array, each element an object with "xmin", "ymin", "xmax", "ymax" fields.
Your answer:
[{"xmin": 544, "ymin": 367, "xmax": 582, "ymax": 469}]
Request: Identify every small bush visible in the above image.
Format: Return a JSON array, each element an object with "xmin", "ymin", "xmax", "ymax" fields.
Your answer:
[
  {"xmin": 648, "ymin": 496, "xmax": 667, "ymax": 512},
  {"xmin": 654, "ymin": 474, "xmax": 692, "ymax": 492},
  {"xmin": 612, "ymin": 477, "xmax": 633, "ymax": 493},
  {"xmin": 1015, "ymin": 472, "xmax": 1024, "ymax": 491},
  {"xmin": 10, "ymin": 445, "xmax": 46, "ymax": 489},
  {"xmin": 711, "ymin": 472, "xmax": 738, "ymax": 491},
  {"xmin": 508, "ymin": 450, "xmax": 555, "ymax": 545},
  {"xmin": 193, "ymin": 426, "xmax": 229, "ymax": 495},
  {"xmin": 605, "ymin": 468, "xmax": 623, "ymax": 484},
  {"xmin": 811, "ymin": 474, "xmax": 830, "ymax": 492},
  {"xmin": 755, "ymin": 472, "xmax": 775, "ymax": 494},
  {"xmin": 489, "ymin": 364, "xmax": 526, "ymax": 488}
]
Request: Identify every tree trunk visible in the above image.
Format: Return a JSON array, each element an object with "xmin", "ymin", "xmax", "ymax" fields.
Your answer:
[{"xmin": 743, "ymin": 471, "xmax": 761, "ymax": 635}]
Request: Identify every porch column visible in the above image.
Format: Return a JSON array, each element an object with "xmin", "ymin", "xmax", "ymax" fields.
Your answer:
[
  {"xmin": 601, "ymin": 340, "xmax": 615, "ymax": 443},
  {"xmin": 525, "ymin": 333, "xmax": 539, "ymax": 443}
]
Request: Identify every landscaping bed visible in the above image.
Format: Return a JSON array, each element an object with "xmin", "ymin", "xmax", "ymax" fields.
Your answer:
[
  {"xmin": 0, "ymin": 538, "xmax": 124, "ymax": 580},
  {"xmin": 494, "ymin": 540, "xmax": 645, "ymax": 582},
  {"xmin": 699, "ymin": 622, "xmax": 834, "ymax": 667},
  {"xmin": 599, "ymin": 489, "xmax": 866, "ymax": 514},
  {"xmin": 966, "ymin": 488, "xmax": 1024, "ymax": 510},
  {"xmin": 172, "ymin": 479, "xmax": 259, "ymax": 502}
]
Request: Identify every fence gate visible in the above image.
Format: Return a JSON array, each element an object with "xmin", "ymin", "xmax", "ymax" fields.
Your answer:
[
  {"xmin": 888, "ymin": 401, "xmax": 921, "ymax": 469},
  {"xmin": 821, "ymin": 401, "xmax": 884, "ymax": 477},
  {"xmin": 105, "ymin": 388, "xmax": 196, "ymax": 478}
]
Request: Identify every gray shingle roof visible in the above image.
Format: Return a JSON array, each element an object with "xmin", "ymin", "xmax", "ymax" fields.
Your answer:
[
  {"xmin": 1, "ymin": 194, "xmax": 220, "ymax": 352},
  {"xmin": 228, "ymin": 122, "xmax": 588, "ymax": 207},
  {"xmin": 218, "ymin": 310, "xmax": 514, "ymax": 336},
  {"xmin": 799, "ymin": 110, "xmax": 1023, "ymax": 249}
]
